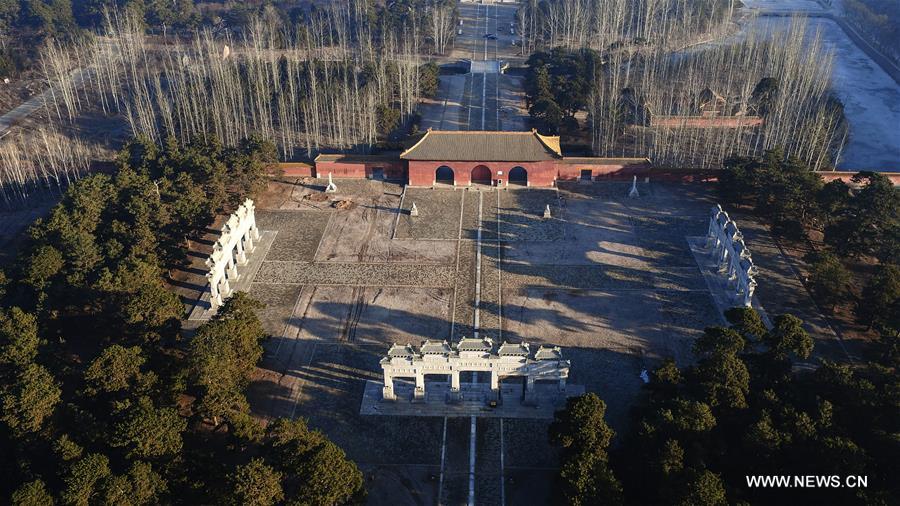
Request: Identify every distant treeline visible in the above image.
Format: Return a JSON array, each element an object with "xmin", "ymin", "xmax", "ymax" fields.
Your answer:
[{"xmin": 843, "ymin": 0, "xmax": 900, "ymax": 67}]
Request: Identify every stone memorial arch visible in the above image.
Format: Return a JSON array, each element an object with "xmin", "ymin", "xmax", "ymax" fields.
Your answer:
[
  {"xmin": 706, "ymin": 204, "xmax": 758, "ymax": 307},
  {"xmin": 205, "ymin": 199, "xmax": 261, "ymax": 309},
  {"xmin": 379, "ymin": 337, "xmax": 570, "ymax": 404}
]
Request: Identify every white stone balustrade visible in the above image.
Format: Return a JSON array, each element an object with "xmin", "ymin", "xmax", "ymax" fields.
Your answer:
[
  {"xmin": 205, "ymin": 199, "xmax": 261, "ymax": 309},
  {"xmin": 707, "ymin": 204, "xmax": 758, "ymax": 307}
]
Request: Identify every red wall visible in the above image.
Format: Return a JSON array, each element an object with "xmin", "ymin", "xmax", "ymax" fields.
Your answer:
[
  {"xmin": 557, "ymin": 160, "xmax": 652, "ymax": 180},
  {"xmin": 408, "ymin": 160, "xmax": 558, "ymax": 186},
  {"xmin": 313, "ymin": 160, "xmax": 405, "ymax": 180},
  {"xmin": 279, "ymin": 162, "xmax": 315, "ymax": 177},
  {"xmin": 650, "ymin": 116, "xmax": 764, "ymax": 128}
]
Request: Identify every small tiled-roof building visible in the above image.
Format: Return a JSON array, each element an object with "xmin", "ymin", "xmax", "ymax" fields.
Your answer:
[{"xmin": 290, "ymin": 129, "xmax": 650, "ymax": 187}]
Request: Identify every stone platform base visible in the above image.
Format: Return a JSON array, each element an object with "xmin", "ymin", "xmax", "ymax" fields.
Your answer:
[
  {"xmin": 186, "ymin": 230, "xmax": 277, "ymax": 322},
  {"xmin": 359, "ymin": 380, "xmax": 585, "ymax": 419},
  {"xmin": 687, "ymin": 236, "xmax": 772, "ymax": 328}
]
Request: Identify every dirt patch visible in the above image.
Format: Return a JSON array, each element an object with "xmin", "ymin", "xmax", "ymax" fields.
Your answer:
[
  {"xmin": 332, "ymin": 199, "xmax": 357, "ymax": 210},
  {"xmin": 305, "ymin": 192, "xmax": 331, "ymax": 202}
]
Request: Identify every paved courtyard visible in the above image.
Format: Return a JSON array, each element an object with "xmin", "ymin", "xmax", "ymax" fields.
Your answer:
[{"xmin": 233, "ymin": 177, "xmax": 844, "ymax": 505}]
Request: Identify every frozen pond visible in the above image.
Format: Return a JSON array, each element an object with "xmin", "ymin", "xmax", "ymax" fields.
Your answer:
[
  {"xmin": 693, "ymin": 13, "xmax": 900, "ymax": 170},
  {"xmin": 769, "ymin": 17, "xmax": 900, "ymax": 170},
  {"xmin": 805, "ymin": 17, "xmax": 900, "ymax": 170}
]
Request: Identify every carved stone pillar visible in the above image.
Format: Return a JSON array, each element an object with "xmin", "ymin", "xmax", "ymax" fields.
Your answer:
[
  {"xmin": 227, "ymin": 254, "xmax": 240, "ymax": 282},
  {"xmin": 414, "ymin": 372, "xmax": 425, "ymax": 401},
  {"xmin": 382, "ymin": 371, "xmax": 395, "ymax": 401},
  {"xmin": 245, "ymin": 230, "xmax": 256, "ymax": 253},
  {"xmin": 221, "ymin": 277, "xmax": 233, "ymax": 299},
  {"xmin": 449, "ymin": 370, "xmax": 461, "ymax": 402},
  {"xmin": 523, "ymin": 374, "xmax": 537, "ymax": 405},
  {"xmin": 235, "ymin": 237, "xmax": 247, "ymax": 265},
  {"xmin": 207, "ymin": 272, "xmax": 222, "ymax": 308}
]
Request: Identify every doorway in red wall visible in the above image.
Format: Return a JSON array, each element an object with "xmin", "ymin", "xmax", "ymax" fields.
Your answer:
[{"xmin": 471, "ymin": 165, "xmax": 491, "ymax": 185}]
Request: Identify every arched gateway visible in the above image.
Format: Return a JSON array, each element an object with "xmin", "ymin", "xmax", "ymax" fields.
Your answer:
[
  {"xmin": 508, "ymin": 166, "xmax": 528, "ymax": 185},
  {"xmin": 471, "ymin": 165, "xmax": 492, "ymax": 185},
  {"xmin": 435, "ymin": 165, "xmax": 454, "ymax": 185}
]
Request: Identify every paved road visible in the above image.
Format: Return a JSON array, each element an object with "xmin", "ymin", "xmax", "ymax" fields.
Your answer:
[
  {"xmin": 0, "ymin": 68, "xmax": 94, "ymax": 136},
  {"xmin": 419, "ymin": 1, "xmax": 528, "ymax": 134}
]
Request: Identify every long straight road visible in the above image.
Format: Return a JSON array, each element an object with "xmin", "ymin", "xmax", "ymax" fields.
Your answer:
[{"xmin": 418, "ymin": 1, "xmax": 529, "ymax": 133}]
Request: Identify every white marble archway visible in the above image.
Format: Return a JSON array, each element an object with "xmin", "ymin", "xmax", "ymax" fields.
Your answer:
[{"xmin": 205, "ymin": 199, "xmax": 261, "ymax": 309}]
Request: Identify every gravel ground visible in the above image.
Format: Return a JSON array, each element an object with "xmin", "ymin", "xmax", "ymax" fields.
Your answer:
[
  {"xmin": 475, "ymin": 418, "xmax": 503, "ymax": 504},
  {"xmin": 460, "ymin": 190, "xmax": 481, "ymax": 240},
  {"xmin": 453, "ymin": 241, "xmax": 478, "ymax": 340},
  {"xmin": 395, "ymin": 189, "xmax": 464, "ymax": 240},
  {"xmin": 499, "ymin": 189, "xmax": 563, "ymax": 242},
  {"xmin": 247, "ymin": 283, "xmax": 305, "ymax": 336},
  {"xmin": 257, "ymin": 210, "xmax": 331, "ymax": 262},
  {"xmin": 479, "ymin": 243, "xmax": 502, "ymax": 341},
  {"xmin": 255, "ymin": 262, "xmax": 455, "ymax": 287},
  {"xmin": 500, "ymin": 264, "xmax": 707, "ymax": 292}
]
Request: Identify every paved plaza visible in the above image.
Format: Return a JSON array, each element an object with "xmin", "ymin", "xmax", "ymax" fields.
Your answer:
[{"xmin": 210, "ymin": 177, "xmax": 848, "ymax": 505}]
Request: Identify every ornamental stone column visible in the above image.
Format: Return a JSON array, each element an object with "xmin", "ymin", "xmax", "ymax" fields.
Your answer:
[
  {"xmin": 221, "ymin": 277, "xmax": 233, "ymax": 298},
  {"xmin": 414, "ymin": 371, "xmax": 425, "ymax": 401},
  {"xmin": 489, "ymin": 370, "xmax": 500, "ymax": 401},
  {"xmin": 244, "ymin": 230, "xmax": 255, "ymax": 253},
  {"xmin": 227, "ymin": 254, "xmax": 240, "ymax": 282},
  {"xmin": 207, "ymin": 272, "xmax": 222, "ymax": 308},
  {"xmin": 382, "ymin": 370, "xmax": 395, "ymax": 401},
  {"xmin": 235, "ymin": 236, "xmax": 247, "ymax": 265},
  {"xmin": 449, "ymin": 370, "xmax": 461, "ymax": 402}
]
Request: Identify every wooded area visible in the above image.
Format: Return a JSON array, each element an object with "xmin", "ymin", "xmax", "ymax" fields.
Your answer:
[
  {"xmin": 0, "ymin": 135, "xmax": 365, "ymax": 505},
  {"xmin": 515, "ymin": 0, "xmax": 738, "ymax": 55},
  {"xmin": 526, "ymin": 20, "xmax": 847, "ymax": 170},
  {"xmin": 550, "ymin": 307, "xmax": 898, "ymax": 505},
  {"xmin": 0, "ymin": 0, "xmax": 456, "ymax": 209}
]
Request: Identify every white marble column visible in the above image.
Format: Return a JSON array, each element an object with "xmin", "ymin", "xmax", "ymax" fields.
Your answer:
[
  {"xmin": 221, "ymin": 277, "xmax": 233, "ymax": 298},
  {"xmin": 226, "ymin": 254, "xmax": 240, "ymax": 282},
  {"xmin": 449, "ymin": 370, "xmax": 461, "ymax": 402},
  {"xmin": 745, "ymin": 279, "xmax": 756, "ymax": 307},
  {"xmin": 414, "ymin": 371, "xmax": 425, "ymax": 400},
  {"xmin": 244, "ymin": 230, "xmax": 255, "ymax": 253},
  {"xmin": 382, "ymin": 371, "xmax": 395, "ymax": 401},
  {"xmin": 208, "ymin": 272, "xmax": 222, "ymax": 307},
  {"xmin": 235, "ymin": 237, "xmax": 247, "ymax": 265},
  {"xmin": 719, "ymin": 248, "xmax": 730, "ymax": 272}
]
